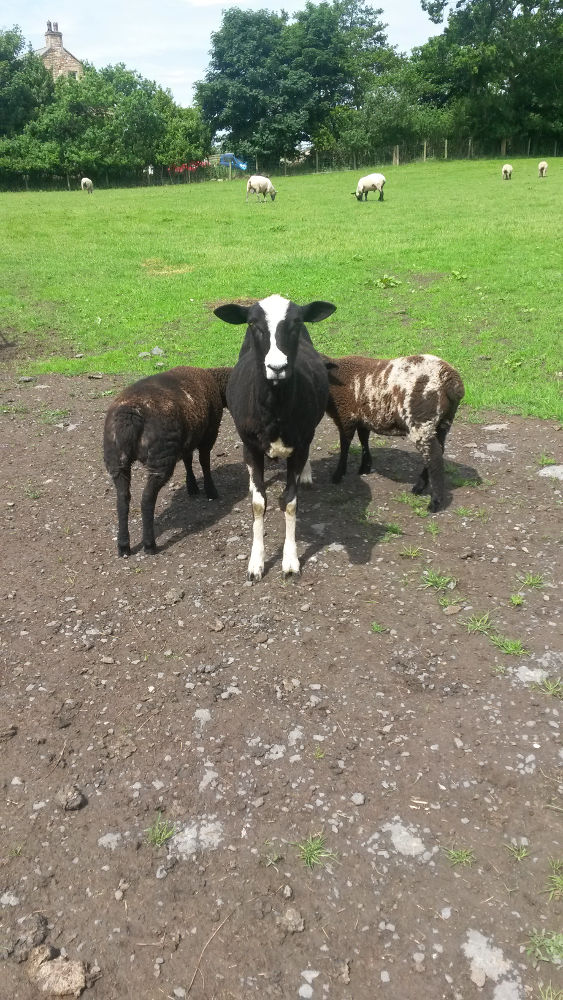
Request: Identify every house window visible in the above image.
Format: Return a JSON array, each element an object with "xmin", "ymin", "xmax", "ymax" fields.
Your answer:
[{"xmin": 69, "ymin": 71, "xmax": 77, "ymax": 79}]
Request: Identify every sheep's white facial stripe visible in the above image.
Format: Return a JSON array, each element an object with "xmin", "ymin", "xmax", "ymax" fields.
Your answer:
[{"xmin": 260, "ymin": 295, "xmax": 289, "ymax": 376}]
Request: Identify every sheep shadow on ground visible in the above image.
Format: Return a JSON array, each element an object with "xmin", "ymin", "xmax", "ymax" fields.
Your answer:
[{"xmin": 136, "ymin": 459, "xmax": 249, "ymax": 555}]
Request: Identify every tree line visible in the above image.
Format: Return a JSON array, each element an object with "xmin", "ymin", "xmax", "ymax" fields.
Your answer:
[{"xmin": 1, "ymin": 0, "xmax": 562, "ymax": 188}]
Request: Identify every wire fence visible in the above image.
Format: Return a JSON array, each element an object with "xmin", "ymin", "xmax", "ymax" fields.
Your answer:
[{"xmin": 1, "ymin": 136, "xmax": 560, "ymax": 191}]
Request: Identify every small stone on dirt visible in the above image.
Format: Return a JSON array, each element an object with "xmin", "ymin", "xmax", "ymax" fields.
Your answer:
[
  {"xmin": 164, "ymin": 588, "xmax": 185, "ymax": 605},
  {"xmin": 277, "ymin": 907, "xmax": 305, "ymax": 933},
  {"xmin": 27, "ymin": 945, "xmax": 86, "ymax": 997},
  {"xmin": 0, "ymin": 725, "xmax": 17, "ymax": 741},
  {"xmin": 351, "ymin": 792, "xmax": 366, "ymax": 805},
  {"xmin": 56, "ymin": 784, "xmax": 87, "ymax": 811},
  {"xmin": 209, "ymin": 619, "xmax": 224, "ymax": 632}
]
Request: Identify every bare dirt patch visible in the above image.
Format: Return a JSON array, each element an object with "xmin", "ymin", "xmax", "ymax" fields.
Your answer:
[{"xmin": 1, "ymin": 372, "xmax": 561, "ymax": 1000}]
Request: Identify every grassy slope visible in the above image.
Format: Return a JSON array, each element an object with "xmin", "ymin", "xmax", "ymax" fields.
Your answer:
[{"xmin": 1, "ymin": 159, "xmax": 561, "ymax": 418}]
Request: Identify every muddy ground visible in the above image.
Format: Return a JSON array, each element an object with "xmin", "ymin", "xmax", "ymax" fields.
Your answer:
[{"xmin": 1, "ymin": 371, "xmax": 561, "ymax": 1000}]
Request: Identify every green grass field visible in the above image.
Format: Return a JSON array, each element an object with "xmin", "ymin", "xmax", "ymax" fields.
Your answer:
[{"xmin": 1, "ymin": 158, "xmax": 561, "ymax": 418}]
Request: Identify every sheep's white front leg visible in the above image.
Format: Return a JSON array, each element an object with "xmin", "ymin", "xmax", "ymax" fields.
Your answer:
[
  {"xmin": 282, "ymin": 498, "xmax": 300, "ymax": 575},
  {"xmin": 247, "ymin": 468, "xmax": 265, "ymax": 581}
]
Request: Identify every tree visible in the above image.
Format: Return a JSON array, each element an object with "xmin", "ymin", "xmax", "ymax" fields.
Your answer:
[
  {"xmin": 196, "ymin": 1, "xmax": 392, "ymax": 158},
  {"xmin": 0, "ymin": 26, "xmax": 54, "ymax": 136}
]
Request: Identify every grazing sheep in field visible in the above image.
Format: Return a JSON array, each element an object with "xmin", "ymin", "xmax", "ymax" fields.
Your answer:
[
  {"xmin": 502, "ymin": 163, "xmax": 513, "ymax": 180},
  {"xmin": 353, "ymin": 172, "xmax": 385, "ymax": 201},
  {"xmin": 538, "ymin": 160, "xmax": 548, "ymax": 178},
  {"xmin": 246, "ymin": 175, "xmax": 277, "ymax": 201},
  {"xmin": 81, "ymin": 177, "xmax": 94, "ymax": 193},
  {"xmin": 214, "ymin": 294, "xmax": 336, "ymax": 580},
  {"xmin": 326, "ymin": 354, "xmax": 464, "ymax": 512},
  {"xmin": 103, "ymin": 366, "xmax": 231, "ymax": 556}
]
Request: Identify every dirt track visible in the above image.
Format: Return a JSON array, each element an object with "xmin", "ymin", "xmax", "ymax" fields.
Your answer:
[{"xmin": 1, "ymin": 372, "xmax": 561, "ymax": 999}]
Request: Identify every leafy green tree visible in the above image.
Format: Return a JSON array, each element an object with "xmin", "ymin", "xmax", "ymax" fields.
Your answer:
[{"xmin": 0, "ymin": 26, "xmax": 54, "ymax": 136}]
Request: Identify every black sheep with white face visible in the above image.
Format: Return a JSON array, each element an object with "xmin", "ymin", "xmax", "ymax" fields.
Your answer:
[{"xmin": 215, "ymin": 294, "xmax": 336, "ymax": 581}]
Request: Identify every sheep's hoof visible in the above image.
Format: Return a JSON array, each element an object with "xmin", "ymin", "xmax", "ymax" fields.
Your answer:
[
  {"xmin": 118, "ymin": 543, "xmax": 131, "ymax": 557},
  {"xmin": 428, "ymin": 498, "xmax": 442, "ymax": 513},
  {"xmin": 247, "ymin": 570, "xmax": 263, "ymax": 583},
  {"xmin": 411, "ymin": 482, "xmax": 426, "ymax": 496},
  {"xmin": 358, "ymin": 464, "xmax": 371, "ymax": 476},
  {"xmin": 205, "ymin": 487, "xmax": 219, "ymax": 501},
  {"xmin": 143, "ymin": 542, "xmax": 157, "ymax": 555},
  {"xmin": 187, "ymin": 483, "xmax": 199, "ymax": 496},
  {"xmin": 331, "ymin": 471, "xmax": 344, "ymax": 484}
]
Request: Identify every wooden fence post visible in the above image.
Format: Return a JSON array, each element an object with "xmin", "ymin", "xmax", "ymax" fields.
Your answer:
[
  {"xmin": 555, "ymin": 140, "xmax": 558, "ymax": 157},
  {"xmin": 468, "ymin": 137, "xmax": 472, "ymax": 158},
  {"xmin": 444, "ymin": 138, "xmax": 448, "ymax": 160},
  {"xmin": 500, "ymin": 138, "xmax": 506, "ymax": 156},
  {"xmin": 527, "ymin": 137, "xmax": 531, "ymax": 157},
  {"xmin": 315, "ymin": 150, "xmax": 319, "ymax": 173},
  {"xmin": 423, "ymin": 140, "xmax": 427, "ymax": 162},
  {"xmin": 393, "ymin": 144, "xmax": 399, "ymax": 165}
]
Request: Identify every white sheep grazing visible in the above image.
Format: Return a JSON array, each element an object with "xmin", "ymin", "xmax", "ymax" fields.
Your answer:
[
  {"xmin": 538, "ymin": 160, "xmax": 548, "ymax": 178},
  {"xmin": 81, "ymin": 177, "xmax": 94, "ymax": 194},
  {"xmin": 502, "ymin": 163, "xmax": 513, "ymax": 180},
  {"xmin": 353, "ymin": 172, "xmax": 385, "ymax": 202},
  {"xmin": 246, "ymin": 175, "xmax": 277, "ymax": 202}
]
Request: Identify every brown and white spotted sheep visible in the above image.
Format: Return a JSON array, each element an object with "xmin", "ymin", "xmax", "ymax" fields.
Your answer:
[
  {"xmin": 326, "ymin": 354, "xmax": 464, "ymax": 512},
  {"xmin": 103, "ymin": 366, "xmax": 231, "ymax": 556}
]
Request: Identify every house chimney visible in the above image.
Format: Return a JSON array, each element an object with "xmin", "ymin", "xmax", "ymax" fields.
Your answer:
[{"xmin": 45, "ymin": 21, "xmax": 63, "ymax": 48}]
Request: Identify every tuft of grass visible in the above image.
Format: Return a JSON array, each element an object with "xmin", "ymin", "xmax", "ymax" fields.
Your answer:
[
  {"xmin": 40, "ymin": 407, "xmax": 70, "ymax": 425},
  {"xmin": 426, "ymin": 520, "xmax": 440, "ymax": 537},
  {"xmin": 532, "ymin": 677, "xmax": 563, "ymax": 700},
  {"xmin": 24, "ymin": 485, "xmax": 42, "ymax": 500},
  {"xmin": 504, "ymin": 843, "xmax": 530, "ymax": 862},
  {"xmin": 295, "ymin": 832, "xmax": 337, "ymax": 869},
  {"xmin": 313, "ymin": 745, "xmax": 325, "ymax": 760},
  {"xmin": 396, "ymin": 491, "xmax": 430, "ymax": 517},
  {"xmin": 445, "ymin": 462, "xmax": 481, "ymax": 488},
  {"xmin": 460, "ymin": 611, "xmax": 494, "ymax": 635},
  {"xmin": 451, "ymin": 268, "xmax": 468, "ymax": 281},
  {"xmin": 375, "ymin": 273, "xmax": 401, "ymax": 288},
  {"xmin": 420, "ymin": 568, "xmax": 456, "ymax": 591},
  {"xmin": 517, "ymin": 572, "xmax": 545, "ymax": 589},
  {"xmin": 438, "ymin": 593, "xmax": 463, "ymax": 609},
  {"xmin": 455, "ymin": 505, "xmax": 488, "ymax": 521},
  {"xmin": 443, "ymin": 846, "xmax": 475, "ymax": 867},
  {"xmin": 489, "ymin": 634, "xmax": 529, "ymax": 656},
  {"xmin": 536, "ymin": 983, "xmax": 563, "ymax": 1000},
  {"xmin": 509, "ymin": 592, "xmax": 524, "ymax": 607},
  {"xmin": 370, "ymin": 621, "xmax": 389, "ymax": 634},
  {"xmin": 526, "ymin": 929, "xmax": 563, "ymax": 966},
  {"xmin": 1, "ymin": 403, "xmax": 29, "ymax": 415},
  {"xmin": 399, "ymin": 545, "xmax": 421, "ymax": 558},
  {"xmin": 543, "ymin": 859, "xmax": 563, "ymax": 902},
  {"xmin": 538, "ymin": 454, "xmax": 557, "ymax": 467},
  {"xmin": 382, "ymin": 522, "xmax": 403, "ymax": 541},
  {"xmin": 145, "ymin": 811, "xmax": 176, "ymax": 848}
]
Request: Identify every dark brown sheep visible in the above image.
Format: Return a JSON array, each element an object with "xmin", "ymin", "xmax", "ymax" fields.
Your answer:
[
  {"xmin": 103, "ymin": 366, "xmax": 231, "ymax": 555},
  {"xmin": 326, "ymin": 354, "xmax": 464, "ymax": 511}
]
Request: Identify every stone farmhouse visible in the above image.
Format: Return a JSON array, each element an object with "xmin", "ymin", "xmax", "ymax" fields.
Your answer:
[{"xmin": 35, "ymin": 21, "xmax": 83, "ymax": 80}]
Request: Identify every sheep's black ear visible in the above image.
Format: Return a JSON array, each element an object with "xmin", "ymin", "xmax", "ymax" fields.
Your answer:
[
  {"xmin": 214, "ymin": 304, "xmax": 249, "ymax": 325},
  {"xmin": 301, "ymin": 301, "xmax": 337, "ymax": 323}
]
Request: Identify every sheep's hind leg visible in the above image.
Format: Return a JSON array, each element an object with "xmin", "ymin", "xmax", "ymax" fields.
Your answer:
[
  {"xmin": 141, "ymin": 464, "xmax": 174, "ymax": 553},
  {"xmin": 113, "ymin": 468, "xmax": 132, "ymax": 556},
  {"xmin": 332, "ymin": 427, "xmax": 354, "ymax": 483},
  {"xmin": 357, "ymin": 426, "xmax": 372, "ymax": 475},
  {"xmin": 183, "ymin": 453, "xmax": 199, "ymax": 495},
  {"xmin": 424, "ymin": 438, "xmax": 446, "ymax": 512},
  {"xmin": 198, "ymin": 446, "xmax": 219, "ymax": 500}
]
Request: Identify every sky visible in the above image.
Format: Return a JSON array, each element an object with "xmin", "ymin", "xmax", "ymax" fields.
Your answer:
[{"xmin": 6, "ymin": 0, "xmax": 442, "ymax": 107}]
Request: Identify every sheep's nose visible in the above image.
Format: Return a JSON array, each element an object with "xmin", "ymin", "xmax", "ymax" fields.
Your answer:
[{"xmin": 268, "ymin": 362, "xmax": 287, "ymax": 374}]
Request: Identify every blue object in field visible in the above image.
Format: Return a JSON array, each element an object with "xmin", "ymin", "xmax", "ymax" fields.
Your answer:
[{"xmin": 219, "ymin": 153, "xmax": 247, "ymax": 170}]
